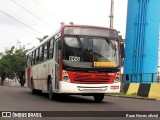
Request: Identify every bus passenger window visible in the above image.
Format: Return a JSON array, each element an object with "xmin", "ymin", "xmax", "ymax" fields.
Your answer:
[
  {"xmin": 35, "ymin": 49, "xmax": 39, "ymax": 63},
  {"xmin": 27, "ymin": 53, "xmax": 32, "ymax": 66},
  {"xmin": 44, "ymin": 43, "xmax": 48, "ymax": 61},
  {"xmin": 49, "ymin": 39, "xmax": 54, "ymax": 59},
  {"xmin": 32, "ymin": 51, "xmax": 35, "ymax": 65},
  {"xmin": 47, "ymin": 41, "xmax": 50, "ymax": 59},
  {"xmin": 39, "ymin": 46, "xmax": 43, "ymax": 62}
]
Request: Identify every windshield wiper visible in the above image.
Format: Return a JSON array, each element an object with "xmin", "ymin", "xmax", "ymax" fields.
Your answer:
[
  {"xmin": 105, "ymin": 38, "xmax": 117, "ymax": 51},
  {"xmin": 76, "ymin": 36, "xmax": 85, "ymax": 60}
]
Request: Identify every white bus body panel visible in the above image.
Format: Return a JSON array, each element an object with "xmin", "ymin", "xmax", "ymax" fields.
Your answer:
[{"xmin": 31, "ymin": 59, "xmax": 55, "ymax": 91}]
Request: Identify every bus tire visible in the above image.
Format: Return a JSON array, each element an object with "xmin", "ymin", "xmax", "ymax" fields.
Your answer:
[
  {"xmin": 93, "ymin": 94, "xmax": 104, "ymax": 102},
  {"xmin": 31, "ymin": 79, "xmax": 36, "ymax": 94},
  {"xmin": 48, "ymin": 79, "xmax": 54, "ymax": 100}
]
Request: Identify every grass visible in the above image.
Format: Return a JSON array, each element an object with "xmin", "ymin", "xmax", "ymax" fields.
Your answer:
[
  {"xmin": 107, "ymin": 92, "xmax": 156, "ymax": 100},
  {"xmin": 107, "ymin": 92, "xmax": 140, "ymax": 98}
]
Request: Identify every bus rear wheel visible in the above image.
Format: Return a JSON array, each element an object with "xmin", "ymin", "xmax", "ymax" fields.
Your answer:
[
  {"xmin": 48, "ymin": 80, "xmax": 54, "ymax": 100},
  {"xmin": 93, "ymin": 94, "xmax": 104, "ymax": 102},
  {"xmin": 31, "ymin": 79, "xmax": 38, "ymax": 94}
]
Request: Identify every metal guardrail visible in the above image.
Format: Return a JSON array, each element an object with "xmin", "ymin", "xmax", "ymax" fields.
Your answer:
[{"xmin": 122, "ymin": 73, "xmax": 160, "ymax": 83}]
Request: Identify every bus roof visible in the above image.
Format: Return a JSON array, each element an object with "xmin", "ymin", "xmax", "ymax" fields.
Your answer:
[
  {"xmin": 26, "ymin": 28, "xmax": 60, "ymax": 55},
  {"xmin": 27, "ymin": 24, "xmax": 118, "ymax": 55}
]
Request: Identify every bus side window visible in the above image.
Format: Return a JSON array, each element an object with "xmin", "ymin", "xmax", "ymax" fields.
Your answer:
[
  {"xmin": 34, "ymin": 51, "xmax": 37, "ymax": 64},
  {"xmin": 49, "ymin": 39, "xmax": 54, "ymax": 59},
  {"xmin": 32, "ymin": 51, "xmax": 35, "ymax": 65},
  {"xmin": 35, "ymin": 49, "xmax": 39, "ymax": 64},
  {"xmin": 44, "ymin": 43, "xmax": 48, "ymax": 61},
  {"xmin": 39, "ymin": 46, "xmax": 43, "ymax": 62},
  {"xmin": 47, "ymin": 41, "xmax": 50, "ymax": 59},
  {"xmin": 31, "ymin": 52, "xmax": 33, "ymax": 65},
  {"xmin": 27, "ymin": 54, "xmax": 31, "ymax": 66}
]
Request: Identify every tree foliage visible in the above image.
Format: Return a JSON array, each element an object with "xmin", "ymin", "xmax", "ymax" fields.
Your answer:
[{"xmin": 0, "ymin": 46, "xmax": 28, "ymax": 86}]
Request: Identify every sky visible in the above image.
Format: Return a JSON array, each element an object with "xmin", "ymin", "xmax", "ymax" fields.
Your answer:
[{"xmin": 0, "ymin": 0, "xmax": 128, "ymax": 52}]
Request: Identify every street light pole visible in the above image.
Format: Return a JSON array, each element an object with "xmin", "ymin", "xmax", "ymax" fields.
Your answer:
[{"xmin": 109, "ymin": 0, "xmax": 114, "ymax": 28}]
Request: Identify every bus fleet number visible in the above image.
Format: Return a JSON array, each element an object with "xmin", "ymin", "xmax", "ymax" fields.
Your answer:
[{"xmin": 69, "ymin": 56, "xmax": 80, "ymax": 62}]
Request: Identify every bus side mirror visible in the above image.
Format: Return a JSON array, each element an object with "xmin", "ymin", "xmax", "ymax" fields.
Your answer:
[
  {"xmin": 58, "ymin": 40, "xmax": 62, "ymax": 49},
  {"xmin": 120, "ymin": 42, "xmax": 125, "ymax": 59}
]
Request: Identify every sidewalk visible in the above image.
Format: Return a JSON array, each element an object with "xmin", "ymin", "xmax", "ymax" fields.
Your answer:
[{"xmin": 3, "ymin": 80, "xmax": 21, "ymax": 87}]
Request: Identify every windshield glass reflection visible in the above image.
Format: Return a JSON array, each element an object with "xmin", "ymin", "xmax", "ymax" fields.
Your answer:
[{"xmin": 63, "ymin": 36, "xmax": 119, "ymax": 68}]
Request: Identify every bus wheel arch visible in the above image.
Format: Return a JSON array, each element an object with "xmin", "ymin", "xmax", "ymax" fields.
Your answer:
[{"xmin": 30, "ymin": 77, "xmax": 36, "ymax": 94}]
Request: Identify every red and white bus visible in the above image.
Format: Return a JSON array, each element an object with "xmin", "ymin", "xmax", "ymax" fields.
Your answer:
[{"xmin": 26, "ymin": 24, "xmax": 121, "ymax": 102}]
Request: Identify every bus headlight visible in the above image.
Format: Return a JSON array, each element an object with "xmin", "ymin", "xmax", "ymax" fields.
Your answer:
[
  {"xmin": 114, "ymin": 72, "xmax": 120, "ymax": 82},
  {"xmin": 62, "ymin": 70, "xmax": 70, "ymax": 82},
  {"xmin": 114, "ymin": 77, "xmax": 120, "ymax": 82}
]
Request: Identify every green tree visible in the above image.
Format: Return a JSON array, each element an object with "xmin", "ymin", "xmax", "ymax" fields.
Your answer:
[{"xmin": 0, "ymin": 46, "xmax": 27, "ymax": 86}]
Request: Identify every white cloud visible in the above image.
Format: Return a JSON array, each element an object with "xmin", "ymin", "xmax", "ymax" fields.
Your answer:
[{"xmin": 0, "ymin": 0, "xmax": 127, "ymax": 52}]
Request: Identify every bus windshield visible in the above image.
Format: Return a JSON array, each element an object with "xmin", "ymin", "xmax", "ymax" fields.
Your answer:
[{"xmin": 63, "ymin": 36, "xmax": 119, "ymax": 69}]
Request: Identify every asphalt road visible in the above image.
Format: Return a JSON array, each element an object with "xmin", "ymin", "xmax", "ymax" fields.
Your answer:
[{"xmin": 0, "ymin": 86, "xmax": 160, "ymax": 120}]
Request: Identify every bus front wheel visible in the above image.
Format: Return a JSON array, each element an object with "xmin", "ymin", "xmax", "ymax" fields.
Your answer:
[
  {"xmin": 48, "ymin": 80, "xmax": 54, "ymax": 100},
  {"xmin": 93, "ymin": 94, "xmax": 104, "ymax": 102}
]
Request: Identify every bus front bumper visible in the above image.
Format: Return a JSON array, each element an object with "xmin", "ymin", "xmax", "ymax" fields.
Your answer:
[{"xmin": 58, "ymin": 81, "xmax": 121, "ymax": 94}]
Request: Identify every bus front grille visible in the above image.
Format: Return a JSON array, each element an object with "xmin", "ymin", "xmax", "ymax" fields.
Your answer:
[{"xmin": 73, "ymin": 74, "xmax": 112, "ymax": 83}]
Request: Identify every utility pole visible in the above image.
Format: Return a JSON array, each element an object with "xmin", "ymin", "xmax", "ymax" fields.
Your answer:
[{"xmin": 109, "ymin": 0, "xmax": 114, "ymax": 28}]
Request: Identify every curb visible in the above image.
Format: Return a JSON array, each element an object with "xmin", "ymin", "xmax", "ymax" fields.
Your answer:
[
  {"xmin": 106, "ymin": 94, "xmax": 157, "ymax": 101},
  {"xmin": 121, "ymin": 83, "xmax": 160, "ymax": 99},
  {"xmin": 0, "ymin": 85, "xmax": 28, "ymax": 88}
]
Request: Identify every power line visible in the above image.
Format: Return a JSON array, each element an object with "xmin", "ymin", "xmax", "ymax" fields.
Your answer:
[
  {"xmin": 0, "ymin": 9, "xmax": 44, "ymax": 35},
  {"xmin": 32, "ymin": 0, "xmax": 62, "ymax": 23},
  {"xmin": 11, "ymin": 0, "xmax": 52, "ymax": 27}
]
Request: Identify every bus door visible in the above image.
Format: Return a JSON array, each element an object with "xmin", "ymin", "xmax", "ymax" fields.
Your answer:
[
  {"xmin": 54, "ymin": 39, "xmax": 60, "ymax": 90},
  {"xmin": 41, "ymin": 44, "xmax": 48, "ymax": 90}
]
